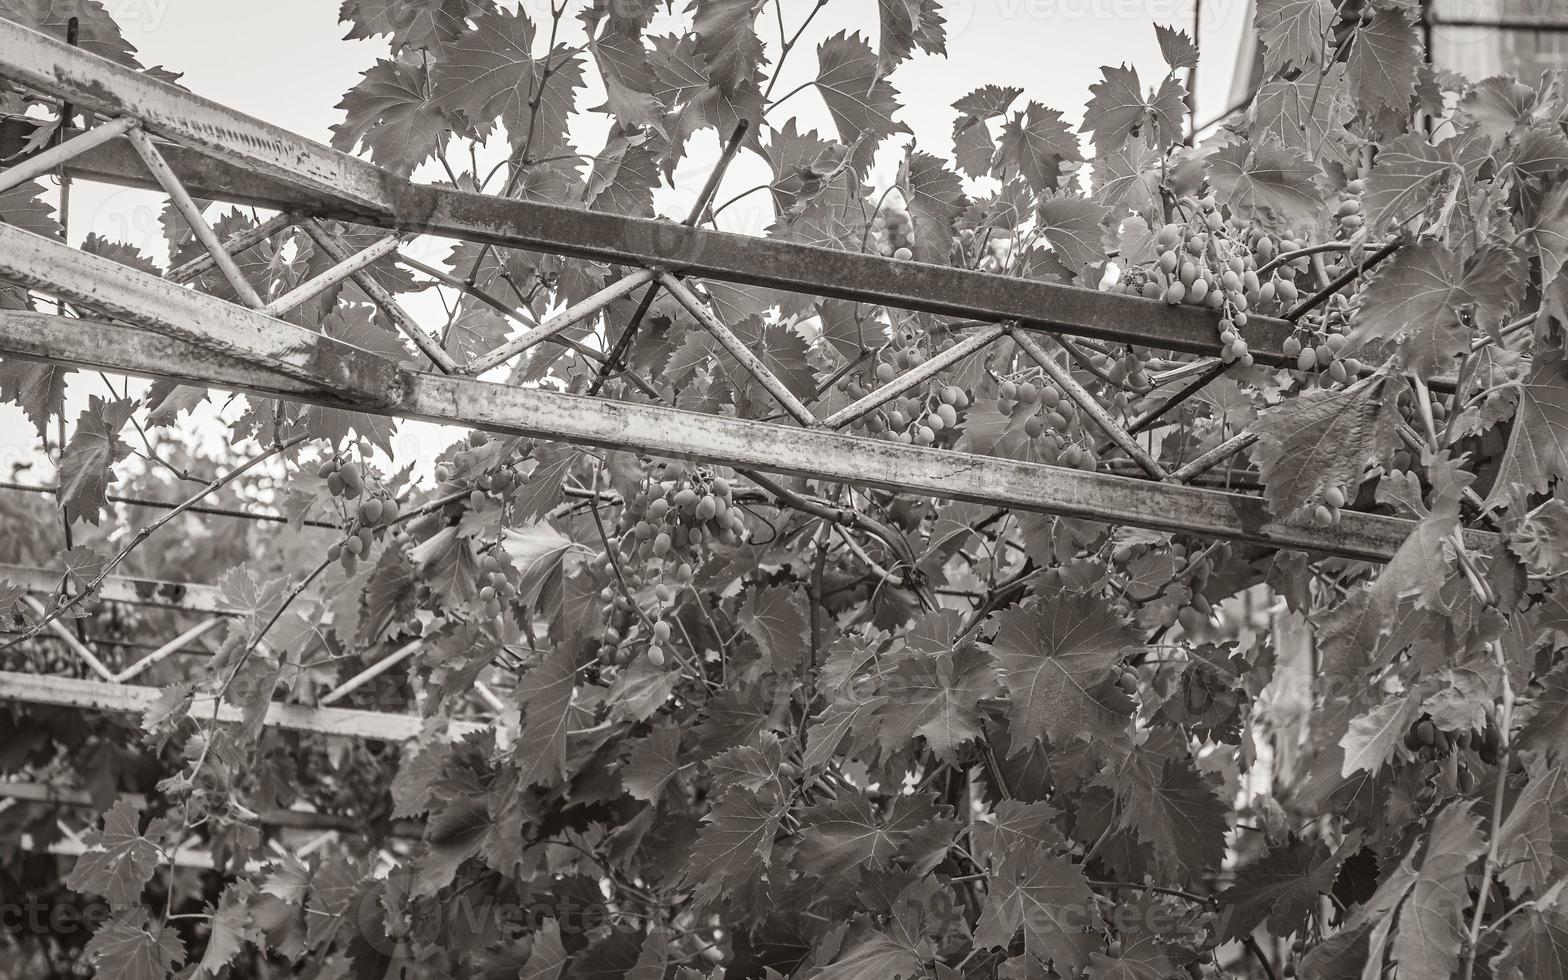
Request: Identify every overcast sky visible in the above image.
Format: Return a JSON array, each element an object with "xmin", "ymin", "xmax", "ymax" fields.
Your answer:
[{"xmin": 0, "ymin": 0, "xmax": 1249, "ymax": 468}]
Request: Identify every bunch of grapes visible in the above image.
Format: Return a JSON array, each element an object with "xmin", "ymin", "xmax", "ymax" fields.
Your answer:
[
  {"xmin": 1312, "ymin": 484, "xmax": 1349, "ymax": 528},
  {"xmin": 859, "ymin": 380, "xmax": 970, "ymax": 446},
  {"xmin": 608, "ymin": 462, "xmax": 746, "ymax": 649},
  {"xmin": 433, "ymin": 431, "xmax": 525, "ymax": 511},
  {"xmin": 996, "ymin": 376, "xmax": 1097, "ymax": 469},
  {"xmin": 1335, "ymin": 178, "xmax": 1366, "ymax": 238},
  {"xmin": 319, "ymin": 448, "xmax": 401, "ymax": 575},
  {"xmin": 871, "ymin": 198, "xmax": 916, "ymax": 261},
  {"xmin": 1113, "ymin": 195, "xmax": 1264, "ymax": 366},
  {"xmin": 476, "ymin": 550, "xmax": 519, "ymax": 621}
]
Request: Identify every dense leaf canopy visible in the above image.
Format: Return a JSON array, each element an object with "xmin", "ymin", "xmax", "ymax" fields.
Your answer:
[{"xmin": 0, "ymin": 1, "xmax": 1566, "ymax": 979}]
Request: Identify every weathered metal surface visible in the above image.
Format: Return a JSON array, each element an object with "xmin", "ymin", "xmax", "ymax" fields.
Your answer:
[
  {"xmin": 0, "ymin": 225, "xmax": 400, "ymax": 398},
  {"xmin": 0, "ymin": 670, "xmax": 484, "ymax": 740},
  {"xmin": 0, "ymin": 312, "xmax": 1491, "ymax": 564}
]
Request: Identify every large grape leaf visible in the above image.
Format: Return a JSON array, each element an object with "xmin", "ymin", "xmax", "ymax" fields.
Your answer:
[
  {"xmin": 1205, "ymin": 138, "xmax": 1325, "ymax": 233},
  {"xmin": 57, "ymin": 396, "xmax": 133, "ymax": 527},
  {"xmin": 1081, "ymin": 64, "xmax": 1185, "ymax": 151},
  {"xmin": 65, "ymin": 799, "xmax": 170, "ymax": 908},
  {"xmin": 1389, "ymin": 802, "xmax": 1487, "ymax": 980},
  {"xmin": 431, "ymin": 7, "xmax": 585, "ymax": 154},
  {"xmin": 973, "ymin": 849, "xmax": 1097, "ymax": 974},
  {"xmin": 1254, "ymin": 0, "xmax": 1334, "ymax": 74},
  {"xmin": 0, "ymin": 357, "xmax": 67, "ymax": 439},
  {"xmin": 814, "ymin": 31, "xmax": 910, "ymax": 171},
  {"xmin": 1215, "ymin": 834, "xmax": 1363, "ymax": 942},
  {"xmin": 898, "ymin": 150, "xmax": 967, "ymax": 266},
  {"xmin": 513, "ymin": 645, "xmax": 580, "ymax": 787},
  {"xmin": 680, "ymin": 784, "xmax": 785, "ymax": 906},
  {"xmin": 331, "ymin": 59, "xmax": 455, "ymax": 176},
  {"xmin": 875, "ymin": 641, "xmax": 999, "ymax": 763},
  {"xmin": 994, "ymin": 102, "xmax": 1082, "ymax": 194},
  {"xmin": 1347, "ymin": 7, "xmax": 1421, "ymax": 118},
  {"xmin": 339, "ymin": 0, "xmax": 492, "ymax": 53},
  {"xmin": 990, "ymin": 593, "xmax": 1139, "ymax": 751},
  {"xmin": 1487, "ymin": 355, "xmax": 1568, "ymax": 511},
  {"xmin": 1248, "ymin": 373, "xmax": 1400, "ymax": 518},
  {"xmin": 1036, "ymin": 195, "xmax": 1114, "ymax": 279},
  {"xmin": 83, "ymin": 910, "xmax": 185, "ymax": 980},
  {"xmin": 877, "ymin": 0, "xmax": 945, "ymax": 76},
  {"xmin": 689, "ymin": 0, "xmax": 766, "ymax": 94},
  {"xmin": 1344, "ymin": 242, "xmax": 1522, "ymax": 379}
]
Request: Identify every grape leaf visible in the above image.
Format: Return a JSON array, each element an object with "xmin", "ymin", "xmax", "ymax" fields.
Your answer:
[
  {"xmin": 994, "ymin": 102, "xmax": 1083, "ymax": 194},
  {"xmin": 1338, "ymin": 693, "xmax": 1420, "ymax": 777},
  {"xmin": 1204, "ymin": 138, "xmax": 1325, "ymax": 233},
  {"xmin": 1248, "ymin": 373, "xmax": 1400, "ymax": 518},
  {"xmin": 680, "ymin": 784, "xmax": 785, "ymax": 906},
  {"xmin": 689, "ymin": 0, "xmax": 766, "ymax": 94},
  {"xmin": 1082, "ymin": 64, "xmax": 1185, "ymax": 151},
  {"xmin": 58, "ymin": 396, "xmax": 133, "ymax": 526},
  {"xmin": 814, "ymin": 32, "xmax": 911, "ymax": 171},
  {"xmin": 1362, "ymin": 132, "xmax": 1460, "ymax": 234},
  {"xmin": 83, "ymin": 909, "xmax": 185, "ymax": 980},
  {"xmin": 1344, "ymin": 242, "xmax": 1522, "ymax": 379},
  {"xmin": 1215, "ymin": 834, "xmax": 1363, "ymax": 942},
  {"xmin": 1154, "ymin": 24, "xmax": 1199, "ymax": 72},
  {"xmin": 520, "ymin": 918, "xmax": 569, "ymax": 980},
  {"xmin": 973, "ymin": 849, "xmax": 1097, "ymax": 974},
  {"xmin": 1507, "ymin": 498, "xmax": 1568, "ymax": 576},
  {"xmin": 1254, "ymin": 0, "xmax": 1334, "ymax": 74},
  {"xmin": 809, "ymin": 929, "xmax": 923, "ymax": 980},
  {"xmin": 587, "ymin": 128, "xmax": 662, "ymax": 217},
  {"xmin": 338, "ymin": 0, "xmax": 492, "ymax": 53},
  {"xmin": 1103, "ymin": 734, "xmax": 1229, "ymax": 875},
  {"xmin": 876, "ymin": 0, "xmax": 945, "ymax": 76},
  {"xmin": 1347, "ymin": 7, "xmax": 1421, "ymax": 119},
  {"xmin": 1497, "ymin": 756, "xmax": 1568, "ymax": 899},
  {"xmin": 591, "ymin": 32, "xmax": 666, "ymax": 133},
  {"xmin": 1389, "ymin": 802, "xmax": 1487, "ymax": 979},
  {"xmin": 876, "ymin": 642, "xmax": 999, "ymax": 763},
  {"xmin": 740, "ymin": 584, "xmax": 811, "ymax": 674},
  {"xmin": 513, "ymin": 645, "xmax": 579, "ymax": 787},
  {"xmin": 990, "ymin": 593, "xmax": 1139, "ymax": 751},
  {"xmin": 1036, "ymin": 196, "xmax": 1113, "ymax": 279},
  {"xmin": 331, "ymin": 59, "xmax": 454, "ymax": 176},
  {"xmin": 1495, "ymin": 883, "xmax": 1568, "ymax": 980},
  {"xmin": 0, "ymin": 357, "xmax": 67, "ymax": 439},
  {"xmin": 898, "ymin": 149, "xmax": 967, "ymax": 266},
  {"xmin": 1487, "ymin": 355, "xmax": 1568, "ymax": 512},
  {"xmin": 201, "ymin": 881, "xmax": 261, "ymax": 975},
  {"xmin": 431, "ymin": 8, "xmax": 585, "ymax": 155},
  {"xmin": 65, "ymin": 798, "xmax": 170, "ymax": 908}
]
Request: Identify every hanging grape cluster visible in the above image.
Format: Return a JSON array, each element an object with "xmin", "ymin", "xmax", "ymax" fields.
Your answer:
[{"xmin": 319, "ymin": 446, "xmax": 400, "ymax": 575}]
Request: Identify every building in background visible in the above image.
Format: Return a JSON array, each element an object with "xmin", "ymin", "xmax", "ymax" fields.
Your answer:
[{"xmin": 1228, "ymin": 0, "xmax": 1568, "ymax": 111}]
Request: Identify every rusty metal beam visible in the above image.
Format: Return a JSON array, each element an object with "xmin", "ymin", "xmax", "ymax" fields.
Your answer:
[
  {"xmin": 0, "ymin": 310, "xmax": 1493, "ymax": 564},
  {"xmin": 0, "ymin": 20, "xmax": 1309, "ymax": 367}
]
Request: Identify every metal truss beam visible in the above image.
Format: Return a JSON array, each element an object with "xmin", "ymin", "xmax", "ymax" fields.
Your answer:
[
  {"xmin": 0, "ymin": 780, "xmax": 420, "ymax": 836},
  {"xmin": 0, "ymin": 20, "xmax": 1312, "ymax": 366},
  {"xmin": 0, "ymin": 561, "xmax": 232, "ymax": 615},
  {"xmin": 0, "ymin": 670, "xmax": 484, "ymax": 741},
  {"xmin": 0, "ymin": 309, "xmax": 1494, "ymax": 564}
]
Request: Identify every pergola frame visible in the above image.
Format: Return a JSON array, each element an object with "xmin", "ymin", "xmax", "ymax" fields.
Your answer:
[{"xmin": 0, "ymin": 20, "xmax": 1485, "ymax": 560}]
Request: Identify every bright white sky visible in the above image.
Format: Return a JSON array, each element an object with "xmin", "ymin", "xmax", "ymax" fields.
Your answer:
[{"xmin": 0, "ymin": 0, "xmax": 1250, "ymax": 469}]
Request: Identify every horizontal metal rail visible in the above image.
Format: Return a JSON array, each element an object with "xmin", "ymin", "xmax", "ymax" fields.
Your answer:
[
  {"xmin": 0, "ymin": 780, "xmax": 421, "ymax": 836},
  {"xmin": 0, "ymin": 20, "xmax": 1313, "ymax": 365},
  {"xmin": 0, "ymin": 669, "xmax": 484, "ymax": 740},
  {"xmin": 0, "ymin": 561, "xmax": 233, "ymax": 615},
  {"xmin": 0, "ymin": 310, "xmax": 1493, "ymax": 564}
]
